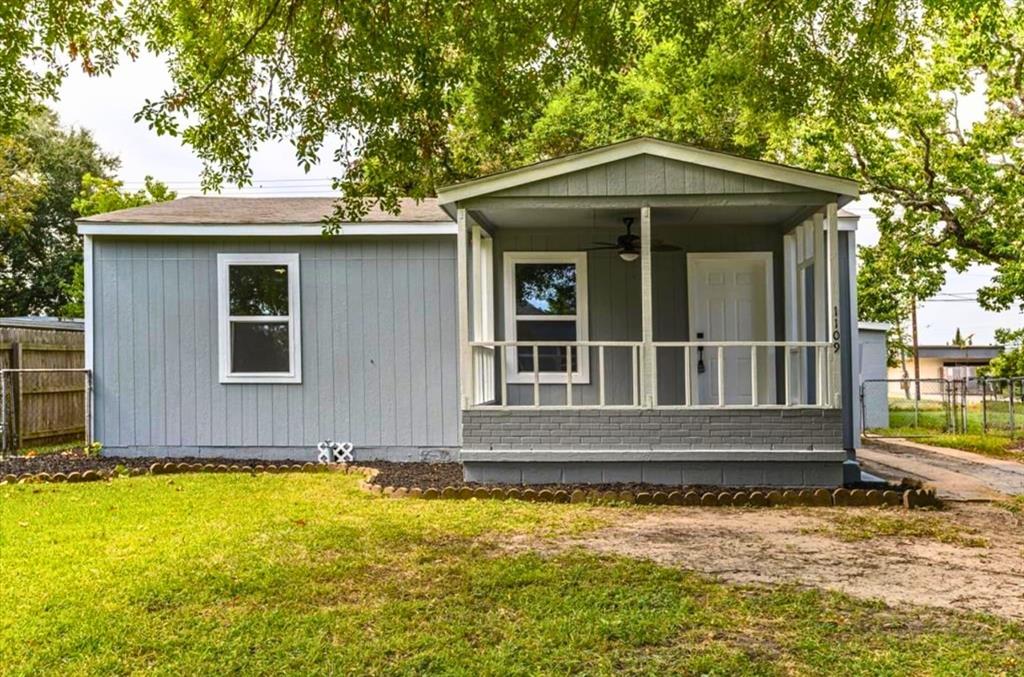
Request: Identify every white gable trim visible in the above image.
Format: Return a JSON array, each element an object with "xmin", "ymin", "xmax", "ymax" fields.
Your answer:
[
  {"xmin": 76, "ymin": 222, "xmax": 457, "ymax": 236},
  {"xmin": 437, "ymin": 138, "xmax": 859, "ymax": 205}
]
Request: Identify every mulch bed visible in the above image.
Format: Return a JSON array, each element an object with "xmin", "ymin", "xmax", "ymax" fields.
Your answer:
[
  {"xmin": 0, "ymin": 450, "xmax": 299, "ymax": 476},
  {"xmin": 360, "ymin": 461, "xmax": 908, "ymax": 494}
]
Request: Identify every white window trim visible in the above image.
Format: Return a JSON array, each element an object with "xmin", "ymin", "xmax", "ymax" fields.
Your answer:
[
  {"xmin": 217, "ymin": 253, "xmax": 302, "ymax": 384},
  {"xmin": 503, "ymin": 251, "xmax": 589, "ymax": 384}
]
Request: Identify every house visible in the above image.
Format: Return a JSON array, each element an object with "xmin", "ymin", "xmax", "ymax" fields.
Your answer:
[
  {"xmin": 77, "ymin": 138, "xmax": 864, "ymax": 486},
  {"xmin": 886, "ymin": 344, "xmax": 1003, "ymax": 399}
]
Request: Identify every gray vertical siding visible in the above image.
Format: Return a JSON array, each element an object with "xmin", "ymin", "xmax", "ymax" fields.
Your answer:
[
  {"xmin": 491, "ymin": 154, "xmax": 805, "ymax": 198},
  {"xmin": 492, "ymin": 222, "xmax": 787, "ymax": 406},
  {"xmin": 93, "ymin": 236, "xmax": 459, "ymax": 456}
]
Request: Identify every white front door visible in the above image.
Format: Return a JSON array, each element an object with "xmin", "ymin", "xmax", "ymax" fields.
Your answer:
[{"xmin": 687, "ymin": 253, "xmax": 774, "ymax": 405}]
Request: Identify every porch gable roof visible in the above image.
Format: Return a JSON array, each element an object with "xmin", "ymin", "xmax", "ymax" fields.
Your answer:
[{"xmin": 437, "ymin": 137, "xmax": 859, "ymax": 209}]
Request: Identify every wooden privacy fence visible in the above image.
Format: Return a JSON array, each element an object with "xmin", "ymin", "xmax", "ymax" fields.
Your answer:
[{"xmin": 0, "ymin": 342, "xmax": 90, "ymax": 451}]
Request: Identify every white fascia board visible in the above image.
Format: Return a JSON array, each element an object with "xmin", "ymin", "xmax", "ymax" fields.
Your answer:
[
  {"xmin": 437, "ymin": 138, "xmax": 860, "ymax": 204},
  {"xmin": 76, "ymin": 222, "xmax": 456, "ymax": 236}
]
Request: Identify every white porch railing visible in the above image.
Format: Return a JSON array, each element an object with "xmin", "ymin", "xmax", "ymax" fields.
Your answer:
[{"xmin": 467, "ymin": 340, "xmax": 835, "ymax": 409}]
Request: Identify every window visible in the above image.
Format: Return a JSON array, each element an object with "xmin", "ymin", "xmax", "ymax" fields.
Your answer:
[
  {"xmin": 503, "ymin": 252, "xmax": 589, "ymax": 384},
  {"xmin": 217, "ymin": 253, "xmax": 301, "ymax": 383}
]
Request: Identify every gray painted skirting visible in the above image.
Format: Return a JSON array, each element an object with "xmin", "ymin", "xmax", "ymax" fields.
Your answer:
[
  {"xmin": 462, "ymin": 459, "xmax": 844, "ymax": 487},
  {"xmin": 103, "ymin": 446, "xmax": 458, "ymax": 462},
  {"xmin": 460, "ymin": 448, "xmax": 847, "ymax": 463}
]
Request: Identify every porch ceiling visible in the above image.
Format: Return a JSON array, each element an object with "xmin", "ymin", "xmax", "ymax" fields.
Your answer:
[{"xmin": 469, "ymin": 204, "xmax": 818, "ymax": 230}]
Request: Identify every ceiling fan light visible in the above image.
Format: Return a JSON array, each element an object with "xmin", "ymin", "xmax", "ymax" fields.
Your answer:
[{"xmin": 619, "ymin": 250, "xmax": 640, "ymax": 262}]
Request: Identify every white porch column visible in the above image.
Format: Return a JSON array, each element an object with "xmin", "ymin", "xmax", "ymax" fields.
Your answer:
[
  {"xmin": 456, "ymin": 208, "xmax": 472, "ymax": 409},
  {"xmin": 640, "ymin": 205, "xmax": 655, "ymax": 407},
  {"xmin": 783, "ymin": 231, "xmax": 797, "ymax": 405},
  {"xmin": 83, "ymin": 234, "xmax": 94, "ymax": 445},
  {"xmin": 812, "ymin": 211, "xmax": 827, "ymax": 405},
  {"xmin": 826, "ymin": 202, "xmax": 842, "ymax": 407},
  {"xmin": 471, "ymin": 224, "xmax": 494, "ymax": 404}
]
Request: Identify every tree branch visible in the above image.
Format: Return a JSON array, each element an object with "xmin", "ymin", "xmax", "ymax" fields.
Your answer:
[{"xmin": 192, "ymin": 0, "xmax": 289, "ymax": 104}]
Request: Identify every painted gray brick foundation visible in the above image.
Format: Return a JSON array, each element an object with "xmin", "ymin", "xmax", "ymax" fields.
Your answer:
[
  {"xmin": 460, "ymin": 408, "xmax": 845, "ymax": 487},
  {"xmin": 462, "ymin": 458, "xmax": 844, "ymax": 487},
  {"xmin": 461, "ymin": 408, "xmax": 843, "ymax": 451}
]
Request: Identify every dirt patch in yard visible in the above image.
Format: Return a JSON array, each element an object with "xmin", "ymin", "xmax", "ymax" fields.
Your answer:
[{"xmin": 508, "ymin": 503, "xmax": 1024, "ymax": 621}]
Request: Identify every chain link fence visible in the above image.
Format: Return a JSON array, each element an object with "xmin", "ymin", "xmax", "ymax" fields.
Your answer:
[
  {"xmin": 981, "ymin": 377, "xmax": 1021, "ymax": 437},
  {"xmin": 860, "ymin": 376, "xmax": 1019, "ymax": 438}
]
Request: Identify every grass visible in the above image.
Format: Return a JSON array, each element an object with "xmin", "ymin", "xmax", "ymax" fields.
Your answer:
[
  {"xmin": 2, "ymin": 474, "xmax": 1022, "ymax": 675},
  {"xmin": 886, "ymin": 403, "xmax": 1013, "ymax": 436},
  {"xmin": 804, "ymin": 509, "xmax": 990, "ymax": 548},
  {"xmin": 4, "ymin": 439, "xmax": 84, "ymax": 458},
  {"xmin": 866, "ymin": 427, "xmax": 1023, "ymax": 461},
  {"xmin": 998, "ymin": 495, "xmax": 1024, "ymax": 514},
  {"xmin": 868, "ymin": 400, "xmax": 1023, "ymax": 461}
]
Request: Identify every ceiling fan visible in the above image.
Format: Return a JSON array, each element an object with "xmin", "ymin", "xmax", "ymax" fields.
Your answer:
[{"xmin": 586, "ymin": 217, "xmax": 682, "ymax": 262}]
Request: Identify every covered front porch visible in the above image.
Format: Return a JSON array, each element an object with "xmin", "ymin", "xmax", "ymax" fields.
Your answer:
[{"xmin": 437, "ymin": 139, "xmax": 860, "ymax": 485}]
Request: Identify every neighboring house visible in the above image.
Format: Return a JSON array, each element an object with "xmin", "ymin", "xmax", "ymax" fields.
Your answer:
[
  {"xmin": 77, "ymin": 138, "xmax": 863, "ymax": 486},
  {"xmin": 887, "ymin": 345, "xmax": 1003, "ymax": 398},
  {"xmin": 858, "ymin": 321, "xmax": 890, "ymax": 430}
]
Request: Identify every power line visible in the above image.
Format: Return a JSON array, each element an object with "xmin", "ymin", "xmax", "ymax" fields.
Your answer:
[{"xmin": 119, "ymin": 176, "xmax": 338, "ymax": 186}]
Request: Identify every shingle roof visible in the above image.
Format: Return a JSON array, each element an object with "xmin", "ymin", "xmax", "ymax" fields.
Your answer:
[{"xmin": 77, "ymin": 196, "xmax": 451, "ymax": 224}]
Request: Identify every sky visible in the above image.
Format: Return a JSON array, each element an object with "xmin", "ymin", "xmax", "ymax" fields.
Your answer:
[{"xmin": 50, "ymin": 53, "xmax": 1022, "ymax": 345}]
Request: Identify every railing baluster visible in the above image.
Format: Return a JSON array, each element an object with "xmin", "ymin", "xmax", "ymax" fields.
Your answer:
[
  {"xmin": 750, "ymin": 345, "xmax": 758, "ymax": 406},
  {"xmin": 817, "ymin": 346, "xmax": 826, "ymax": 407},
  {"xmin": 565, "ymin": 343, "xmax": 573, "ymax": 407},
  {"xmin": 784, "ymin": 347, "xmax": 791, "ymax": 406},
  {"xmin": 533, "ymin": 345, "xmax": 540, "ymax": 408},
  {"xmin": 632, "ymin": 345, "xmax": 639, "ymax": 407},
  {"xmin": 499, "ymin": 345, "xmax": 507, "ymax": 407},
  {"xmin": 598, "ymin": 345, "xmax": 606, "ymax": 407},
  {"xmin": 717, "ymin": 346, "xmax": 725, "ymax": 407},
  {"xmin": 683, "ymin": 345, "xmax": 691, "ymax": 406},
  {"xmin": 652, "ymin": 346, "xmax": 659, "ymax": 407}
]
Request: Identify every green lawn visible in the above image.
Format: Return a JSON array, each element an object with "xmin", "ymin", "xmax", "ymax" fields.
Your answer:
[
  {"xmin": 2, "ymin": 474, "xmax": 1022, "ymax": 675},
  {"xmin": 869, "ymin": 399, "xmax": 1023, "ymax": 461},
  {"xmin": 866, "ymin": 427, "xmax": 1024, "ymax": 461}
]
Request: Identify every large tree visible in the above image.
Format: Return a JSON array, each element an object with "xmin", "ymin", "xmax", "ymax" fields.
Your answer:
[
  {"xmin": 847, "ymin": 1, "xmax": 1024, "ymax": 314},
  {"xmin": 6, "ymin": 1, "xmax": 1020, "ymax": 311},
  {"xmin": 0, "ymin": 109, "xmax": 117, "ymax": 316},
  {"xmin": 5, "ymin": 2, "xmax": 916, "ymax": 211}
]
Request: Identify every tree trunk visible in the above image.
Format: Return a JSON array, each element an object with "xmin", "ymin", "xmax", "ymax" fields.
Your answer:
[
  {"xmin": 899, "ymin": 324, "xmax": 910, "ymax": 399},
  {"xmin": 911, "ymin": 297, "xmax": 921, "ymax": 401}
]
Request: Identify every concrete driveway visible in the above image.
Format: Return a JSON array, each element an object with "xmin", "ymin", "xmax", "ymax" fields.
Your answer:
[{"xmin": 859, "ymin": 438, "xmax": 1024, "ymax": 501}]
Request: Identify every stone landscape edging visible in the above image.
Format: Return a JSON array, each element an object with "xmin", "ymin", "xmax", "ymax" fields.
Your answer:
[
  {"xmin": 0, "ymin": 461, "xmax": 941, "ymax": 509},
  {"xmin": 352, "ymin": 466, "xmax": 940, "ymax": 509}
]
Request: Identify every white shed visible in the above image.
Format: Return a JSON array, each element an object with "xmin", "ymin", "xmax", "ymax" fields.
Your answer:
[{"xmin": 858, "ymin": 321, "xmax": 890, "ymax": 432}]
